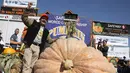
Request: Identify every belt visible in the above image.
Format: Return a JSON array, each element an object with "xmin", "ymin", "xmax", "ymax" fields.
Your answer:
[{"xmin": 32, "ymin": 42, "xmax": 40, "ymax": 46}]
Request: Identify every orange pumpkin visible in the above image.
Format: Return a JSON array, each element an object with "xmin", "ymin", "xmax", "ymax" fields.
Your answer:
[
  {"xmin": 34, "ymin": 38, "xmax": 116, "ymax": 73},
  {"xmin": 3, "ymin": 47, "xmax": 16, "ymax": 54}
]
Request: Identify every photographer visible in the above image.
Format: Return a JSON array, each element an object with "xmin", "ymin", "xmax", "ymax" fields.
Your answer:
[{"xmin": 97, "ymin": 39, "xmax": 109, "ymax": 57}]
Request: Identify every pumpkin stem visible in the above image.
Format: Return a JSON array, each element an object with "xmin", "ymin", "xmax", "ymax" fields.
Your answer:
[{"xmin": 63, "ymin": 60, "xmax": 74, "ymax": 70}]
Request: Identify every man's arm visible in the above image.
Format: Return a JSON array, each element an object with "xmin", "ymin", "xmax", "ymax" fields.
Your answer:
[
  {"xmin": 21, "ymin": 2, "xmax": 35, "ymax": 27},
  {"xmin": 10, "ymin": 40, "xmax": 21, "ymax": 45},
  {"xmin": 21, "ymin": 12, "xmax": 34, "ymax": 27},
  {"xmin": 10, "ymin": 35, "xmax": 21, "ymax": 45}
]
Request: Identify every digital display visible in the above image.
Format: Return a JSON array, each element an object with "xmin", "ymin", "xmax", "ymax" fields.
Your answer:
[
  {"xmin": 64, "ymin": 14, "xmax": 78, "ymax": 20},
  {"xmin": 0, "ymin": 6, "xmax": 38, "ymax": 15}
]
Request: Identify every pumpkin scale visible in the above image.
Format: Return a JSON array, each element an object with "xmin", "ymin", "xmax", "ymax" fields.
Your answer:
[{"xmin": 34, "ymin": 38, "xmax": 116, "ymax": 73}]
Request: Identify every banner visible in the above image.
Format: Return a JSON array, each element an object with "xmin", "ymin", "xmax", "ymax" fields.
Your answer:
[
  {"xmin": 94, "ymin": 35, "xmax": 129, "ymax": 46},
  {"xmin": 3, "ymin": 0, "xmax": 37, "ymax": 7},
  {"xmin": 93, "ymin": 21, "xmax": 130, "ymax": 36},
  {"xmin": 46, "ymin": 14, "xmax": 92, "ymax": 45},
  {"xmin": 0, "ymin": 14, "xmax": 92, "ymax": 44}
]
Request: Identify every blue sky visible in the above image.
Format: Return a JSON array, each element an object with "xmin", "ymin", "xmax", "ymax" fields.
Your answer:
[{"xmin": 0, "ymin": 0, "xmax": 130, "ymax": 24}]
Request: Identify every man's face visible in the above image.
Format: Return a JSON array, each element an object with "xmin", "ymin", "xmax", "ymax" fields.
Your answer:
[
  {"xmin": 15, "ymin": 29, "xmax": 19, "ymax": 35},
  {"xmin": 103, "ymin": 41, "xmax": 107, "ymax": 46},
  {"xmin": 40, "ymin": 17, "xmax": 47, "ymax": 26}
]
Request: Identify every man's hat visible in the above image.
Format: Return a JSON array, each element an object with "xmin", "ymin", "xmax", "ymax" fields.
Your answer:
[{"xmin": 40, "ymin": 14, "xmax": 48, "ymax": 21}]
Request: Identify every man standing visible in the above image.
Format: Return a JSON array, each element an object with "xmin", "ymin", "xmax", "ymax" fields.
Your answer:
[
  {"xmin": 21, "ymin": 3, "xmax": 54, "ymax": 73},
  {"xmin": 10, "ymin": 28, "xmax": 21, "ymax": 49}
]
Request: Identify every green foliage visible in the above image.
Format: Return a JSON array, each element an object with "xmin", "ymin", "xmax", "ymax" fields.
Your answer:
[
  {"xmin": 66, "ymin": 21, "xmax": 76, "ymax": 37},
  {"xmin": 0, "ymin": 53, "xmax": 22, "ymax": 73},
  {"xmin": 95, "ymin": 23, "xmax": 101, "ymax": 26}
]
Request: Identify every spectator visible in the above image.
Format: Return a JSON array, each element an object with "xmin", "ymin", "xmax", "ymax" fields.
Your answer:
[
  {"xmin": 10, "ymin": 28, "xmax": 21, "ymax": 49},
  {"xmin": 127, "ymin": 60, "xmax": 130, "ymax": 73},
  {"xmin": 117, "ymin": 56, "xmax": 129, "ymax": 73},
  {"xmin": 0, "ymin": 30, "xmax": 5, "ymax": 53}
]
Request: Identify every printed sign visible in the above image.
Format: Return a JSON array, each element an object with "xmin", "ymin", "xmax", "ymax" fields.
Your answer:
[
  {"xmin": 108, "ymin": 46, "xmax": 130, "ymax": 59},
  {"xmin": 94, "ymin": 35, "xmax": 129, "ymax": 46},
  {"xmin": 10, "ymin": 15, "xmax": 21, "ymax": 21},
  {"xmin": 3, "ymin": 0, "xmax": 37, "ymax": 7},
  {"xmin": 46, "ymin": 14, "xmax": 92, "ymax": 45},
  {"xmin": 0, "ymin": 14, "xmax": 92, "ymax": 45},
  {"xmin": 93, "ymin": 21, "xmax": 130, "ymax": 36}
]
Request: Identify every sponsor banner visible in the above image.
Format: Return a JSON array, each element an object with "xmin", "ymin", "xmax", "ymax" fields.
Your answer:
[
  {"xmin": 3, "ymin": 0, "xmax": 37, "ymax": 7},
  {"xmin": 94, "ymin": 35, "xmax": 128, "ymax": 46},
  {"xmin": 108, "ymin": 46, "xmax": 130, "ymax": 59},
  {"xmin": 46, "ymin": 14, "xmax": 92, "ymax": 45},
  {"xmin": 0, "ymin": 14, "xmax": 10, "ymax": 20},
  {"xmin": 93, "ymin": 21, "xmax": 130, "ymax": 36}
]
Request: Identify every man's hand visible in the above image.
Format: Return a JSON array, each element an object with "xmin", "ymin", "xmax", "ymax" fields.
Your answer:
[
  {"xmin": 28, "ymin": 2, "xmax": 33, "ymax": 8},
  {"xmin": 24, "ymin": 2, "xmax": 36, "ymax": 16}
]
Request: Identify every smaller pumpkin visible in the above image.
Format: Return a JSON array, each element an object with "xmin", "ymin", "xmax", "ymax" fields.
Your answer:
[{"xmin": 3, "ymin": 47, "xmax": 16, "ymax": 54}]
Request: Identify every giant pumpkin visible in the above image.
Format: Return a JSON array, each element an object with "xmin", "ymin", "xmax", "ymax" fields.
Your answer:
[{"xmin": 34, "ymin": 38, "xmax": 116, "ymax": 73}]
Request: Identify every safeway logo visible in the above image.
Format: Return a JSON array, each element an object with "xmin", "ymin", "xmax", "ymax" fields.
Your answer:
[
  {"xmin": 122, "ymin": 25, "xmax": 126, "ymax": 29},
  {"xmin": 5, "ymin": 16, "xmax": 8, "ymax": 18},
  {"xmin": 0, "ymin": 14, "xmax": 9, "ymax": 19}
]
